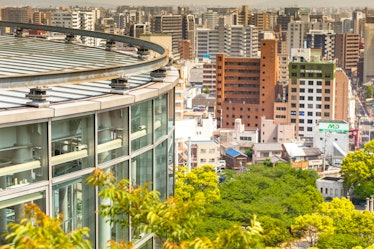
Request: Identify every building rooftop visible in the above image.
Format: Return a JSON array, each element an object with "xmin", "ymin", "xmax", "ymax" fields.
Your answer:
[
  {"xmin": 253, "ymin": 143, "xmax": 283, "ymax": 151},
  {"xmin": 225, "ymin": 148, "xmax": 248, "ymax": 158},
  {"xmin": 0, "ymin": 21, "xmax": 170, "ymax": 109}
]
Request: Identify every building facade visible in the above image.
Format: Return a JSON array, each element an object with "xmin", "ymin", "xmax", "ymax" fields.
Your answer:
[
  {"xmin": 364, "ymin": 16, "xmax": 374, "ymax": 83},
  {"xmin": 216, "ymin": 39, "xmax": 278, "ymax": 129},
  {"xmin": 0, "ymin": 23, "xmax": 176, "ymax": 249},
  {"xmin": 334, "ymin": 33, "xmax": 360, "ymax": 73},
  {"xmin": 288, "ymin": 49, "xmax": 348, "ymax": 139}
]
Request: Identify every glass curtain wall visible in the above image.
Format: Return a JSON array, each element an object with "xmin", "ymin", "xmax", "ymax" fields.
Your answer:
[
  {"xmin": 168, "ymin": 90, "xmax": 175, "ymax": 132},
  {"xmin": 154, "ymin": 94, "xmax": 167, "ymax": 141},
  {"xmin": 131, "ymin": 101, "xmax": 153, "ymax": 152},
  {"xmin": 97, "ymin": 108, "xmax": 129, "ymax": 164},
  {"xmin": 51, "ymin": 115, "xmax": 94, "ymax": 177},
  {"xmin": 0, "ymin": 191, "xmax": 46, "ymax": 245},
  {"xmin": 0, "ymin": 123, "xmax": 48, "ymax": 189},
  {"xmin": 52, "ymin": 174, "xmax": 95, "ymax": 245},
  {"xmin": 98, "ymin": 161, "xmax": 129, "ymax": 249},
  {"xmin": 167, "ymin": 133, "xmax": 175, "ymax": 197},
  {"xmin": 155, "ymin": 141, "xmax": 167, "ymax": 201}
]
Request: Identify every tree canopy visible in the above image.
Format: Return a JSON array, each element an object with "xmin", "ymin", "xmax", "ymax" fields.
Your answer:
[
  {"xmin": 341, "ymin": 140, "xmax": 374, "ymax": 199},
  {"xmin": 0, "ymin": 204, "xmax": 91, "ymax": 249},
  {"xmin": 194, "ymin": 164, "xmax": 323, "ymax": 247},
  {"xmin": 293, "ymin": 198, "xmax": 374, "ymax": 249}
]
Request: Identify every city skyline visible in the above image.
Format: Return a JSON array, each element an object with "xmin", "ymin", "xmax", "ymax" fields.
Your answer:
[{"xmin": 1, "ymin": 0, "xmax": 373, "ymax": 9}]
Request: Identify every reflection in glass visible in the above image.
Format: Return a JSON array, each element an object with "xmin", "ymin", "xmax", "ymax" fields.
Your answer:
[
  {"xmin": 168, "ymin": 134, "xmax": 175, "ymax": 197},
  {"xmin": 52, "ymin": 175, "xmax": 95, "ymax": 245},
  {"xmin": 138, "ymin": 238, "xmax": 153, "ymax": 249},
  {"xmin": 155, "ymin": 94, "xmax": 167, "ymax": 141},
  {"xmin": 131, "ymin": 101, "xmax": 153, "ymax": 152},
  {"xmin": 99, "ymin": 161, "xmax": 129, "ymax": 248},
  {"xmin": 131, "ymin": 150, "xmax": 152, "ymax": 189},
  {"xmin": 168, "ymin": 90, "xmax": 175, "ymax": 132},
  {"xmin": 155, "ymin": 141, "xmax": 167, "ymax": 201},
  {"xmin": 51, "ymin": 115, "xmax": 94, "ymax": 177},
  {"xmin": 0, "ymin": 123, "xmax": 47, "ymax": 190},
  {"xmin": 98, "ymin": 108, "xmax": 129, "ymax": 164},
  {"xmin": 0, "ymin": 191, "xmax": 45, "ymax": 245}
]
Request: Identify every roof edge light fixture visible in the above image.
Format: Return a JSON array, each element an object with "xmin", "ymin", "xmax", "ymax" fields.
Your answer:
[{"xmin": 0, "ymin": 21, "xmax": 169, "ymax": 90}]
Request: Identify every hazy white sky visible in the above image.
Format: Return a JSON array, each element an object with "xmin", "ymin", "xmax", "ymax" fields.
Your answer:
[{"xmin": 2, "ymin": 0, "xmax": 373, "ymax": 8}]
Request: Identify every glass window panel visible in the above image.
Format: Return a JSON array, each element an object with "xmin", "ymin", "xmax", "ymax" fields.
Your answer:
[
  {"xmin": 138, "ymin": 239, "xmax": 153, "ymax": 249},
  {"xmin": 168, "ymin": 90, "xmax": 175, "ymax": 132},
  {"xmin": 131, "ymin": 150, "xmax": 152, "ymax": 189},
  {"xmin": 98, "ymin": 108, "xmax": 129, "ymax": 164},
  {"xmin": 167, "ymin": 134, "xmax": 175, "ymax": 197},
  {"xmin": 98, "ymin": 161, "xmax": 129, "ymax": 248},
  {"xmin": 131, "ymin": 101, "xmax": 153, "ymax": 152},
  {"xmin": 155, "ymin": 141, "xmax": 167, "ymax": 201},
  {"xmin": 155, "ymin": 94, "xmax": 167, "ymax": 141},
  {"xmin": 51, "ymin": 115, "xmax": 94, "ymax": 177},
  {"xmin": 0, "ymin": 191, "xmax": 46, "ymax": 245},
  {"xmin": 0, "ymin": 123, "xmax": 48, "ymax": 189},
  {"xmin": 52, "ymin": 174, "xmax": 95, "ymax": 245}
]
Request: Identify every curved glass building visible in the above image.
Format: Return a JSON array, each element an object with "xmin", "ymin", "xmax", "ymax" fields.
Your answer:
[{"xmin": 0, "ymin": 22, "xmax": 178, "ymax": 248}]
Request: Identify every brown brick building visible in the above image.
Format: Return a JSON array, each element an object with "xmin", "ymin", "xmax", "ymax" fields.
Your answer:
[
  {"xmin": 216, "ymin": 39, "xmax": 278, "ymax": 129},
  {"xmin": 334, "ymin": 33, "xmax": 360, "ymax": 73}
]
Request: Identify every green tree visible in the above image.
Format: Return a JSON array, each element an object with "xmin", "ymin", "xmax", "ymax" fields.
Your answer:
[
  {"xmin": 202, "ymin": 87, "xmax": 210, "ymax": 94},
  {"xmin": 341, "ymin": 140, "xmax": 374, "ymax": 198},
  {"xmin": 365, "ymin": 85, "xmax": 373, "ymax": 99},
  {"xmin": 197, "ymin": 164, "xmax": 322, "ymax": 247},
  {"xmin": 86, "ymin": 168, "xmax": 262, "ymax": 249},
  {"xmin": 244, "ymin": 147, "xmax": 253, "ymax": 160},
  {"xmin": 175, "ymin": 165, "xmax": 220, "ymax": 204},
  {"xmin": 291, "ymin": 214, "xmax": 334, "ymax": 247},
  {"xmin": 0, "ymin": 204, "xmax": 91, "ymax": 249},
  {"xmin": 298, "ymin": 198, "xmax": 374, "ymax": 249}
]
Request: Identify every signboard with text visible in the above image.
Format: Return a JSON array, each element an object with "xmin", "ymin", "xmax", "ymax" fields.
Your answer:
[{"xmin": 319, "ymin": 122, "xmax": 349, "ymax": 133}]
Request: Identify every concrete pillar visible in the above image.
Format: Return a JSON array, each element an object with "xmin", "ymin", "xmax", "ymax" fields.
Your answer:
[
  {"xmin": 98, "ymin": 198, "xmax": 111, "ymax": 249},
  {"xmin": 14, "ymin": 126, "xmax": 33, "ymax": 185},
  {"xmin": 0, "ymin": 209, "xmax": 6, "ymax": 244},
  {"xmin": 59, "ymin": 187, "xmax": 69, "ymax": 232},
  {"xmin": 371, "ymin": 196, "xmax": 374, "ymax": 213}
]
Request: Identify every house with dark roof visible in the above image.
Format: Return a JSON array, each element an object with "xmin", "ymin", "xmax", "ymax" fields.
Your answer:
[{"xmin": 223, "ymin": 148, "xmax": 248, "ymax": 170}]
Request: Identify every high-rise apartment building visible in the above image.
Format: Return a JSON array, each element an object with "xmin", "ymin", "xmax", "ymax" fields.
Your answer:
[
  {"xmin": 202, "ymin": 10, "xmax": 219, "ymax": 29},
  {"xmin": 178, "ymin": 40, "xmax": 193, "ymax": 60},
  {"xmin": 249, "ymin": 12, "xmax": 271, "ymax": 31},
  {"xmin": 1, "ymin": 7, "xmax": 33, "ymax": 23},
  {"xmin": 353, "ymin": 10, "xmax": 366, "ymax": 37},
  {"xmin": 195, "ymin": 24, "xmax": 258, "ymax": 62},
  {"xmin": 51, "ymin": 10, "xmax": 95, "ymax": 46},
  {"xmin": 216, "ymin": 39, "xmax": 278, "ymax": 129},
  {"xmin": 364, "ymin": 16, "xmax": 374, "ymax": 83},
  {"xmin": 237, "ymin": 5, "xmax": 250, "ymax": 26},
  {"xmin": 195, "ymin": 28, "xmax": 220, "ymax": 62},
  {"xmin": 334, "ymin": 33, "xmax": 360, "ymax": 72},
  {"xmin": 288, "ymin": 48, "xmax": 348, "ymax": 138},
  {"xmin": 224, "ymin": 25, "xmax": 259, "ymax": 58},
  {"xmin": 151, "ymin": 14, "xmax": 195, "ymax": 60},
  {"xmin": 306, "ymin": 30, "xmax": 335, "ymax": 61},
  {"xmin": 287, "ymin": 21, "xmax": 309, "ymax": 56},
  {"xmin": 183, "ymin": 14, "xmax": 195, "ymax": 58},
  {"xmin": 202, "ymin": 63, "xmax": 216, "ymax": 94},
  {"xmin": 152, "ymin": 14, "xmax": 183, "ymax": 58}
]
